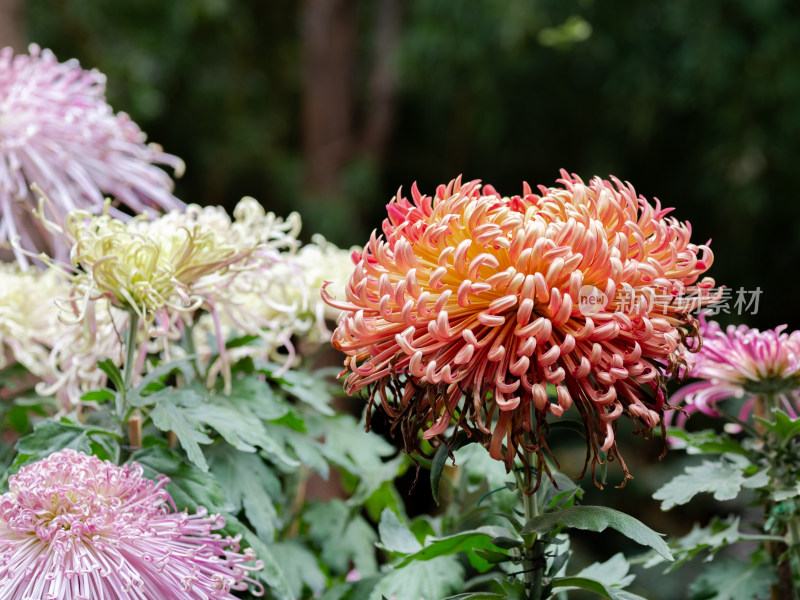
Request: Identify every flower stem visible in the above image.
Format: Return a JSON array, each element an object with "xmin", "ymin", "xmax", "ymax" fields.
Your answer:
[
  {"xmin": 755, "ymin": 393, "xmax": 796, "ymax": 598},
  {"xmin": 123, "ymin": 311, "xmax": 141, "ymax": 450},
  {"xmin": 123, "ymin": 311, "xmax": 140, "ymax": 393},
  {"xmin": 521, "ymin": 449, "xmax": 545, "ymax": 600}
]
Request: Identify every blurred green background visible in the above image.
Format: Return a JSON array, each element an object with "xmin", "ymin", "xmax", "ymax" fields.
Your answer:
[{"xmin": 9, "ymin": 1, "xmax": 799, "ymax": 597}]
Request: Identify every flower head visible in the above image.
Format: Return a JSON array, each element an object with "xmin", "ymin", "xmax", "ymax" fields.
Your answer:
[
  {"xmin": 0, "ymin": 449, "xmax": 263, "ymax": 599},
  {"xmin": 0, "ymin": 261, "xmax": 126, "ymax": 408},
  {"xmin": 0, "ymin": 263, "xmax": 67, "ymax": 377},
  {"xmin": 0, "ymin": 44, "xmax": 183, "ymax": 264},
  {"xmin": 671, "ymin": 316, "xmax": 800, "ymax": 427},
  {"xmin": 65, "ymin": 201, "xmax": 259, "ymax": 324},
  {"xmin": 326, "ymin": 172, "xmax": 716, "ymax": 483}
]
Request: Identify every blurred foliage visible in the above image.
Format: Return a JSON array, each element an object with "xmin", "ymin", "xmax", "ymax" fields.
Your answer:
[{"xmin": 29, "ymin": 0, "xmax": 800, "ymax": 330}]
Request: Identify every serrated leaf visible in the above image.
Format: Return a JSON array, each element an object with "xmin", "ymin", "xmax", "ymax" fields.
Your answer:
[
  {"xmin": 150, "ymin": 394, "xmax": 213, "ymax": 470},
  {"xmin": 689, "ymin": 559, "xmax": 776, "ymax": 600},
  {"xmin": 378, "ymin": 509, "xmax": 422, "ymax": 554},
  {"xmin": 271, "ymin": 540, "xmax": 328, "ymax": 598},
  {"xmin": 278, "ymin": 368, "xmax": 336, "ymax": 415},
  {"xmin": 130, "ymin": 446, "xmax": 232, "ymax": 512},
  {"xmin": 13, "ymin": 419, "xmax": 121, "ymax": 470},
  {"xmin": 207, "ymin": 445, "xmax": 280, "ymax": 542},
  {"xmin": 305, "ymin": 499, "xmax": 378, "ymax": 576},
  {"xmin": 223, "ymin": 513, "xmax": 294, "ymax": 600},
  {"xmin": 571, "ymin": 553, "xmax": 638, "ymax": 591},
  {"xmin": 642, "ymin": 515, "xmax": 785, "ymax": 571},
  {"xmin": 521, "ymin": 505, "xmax": 672, "ymax": 560},
  {"xmin": 666, "ymin": 428, "xmax": 749, "ymax": 456},
  {"xmin": 130, "ymin": 357, "xmax": 196, "ymax": 400},
  {"xmin": 225, "ymin": 376, "xmax": 289, "ymax": 421},
  {"xmin": 653, "ymin": 460, "xmax": 747, "ymax": 510},
  {"xmin": 312, "ymin": 414, "xmax": 404, "ymax": 504},
  {"xmin": 264, "ymin": 422, "xmax": 328, "ymax": 476},
  {"xmin": 756, "ymin": 409, "xmax": 800, "ymax": 447},
  {"xmin": 369, "ymin": 555, "xmax": 464, "ymax": 600}
]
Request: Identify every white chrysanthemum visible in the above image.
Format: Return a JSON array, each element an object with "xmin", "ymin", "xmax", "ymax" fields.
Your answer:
[
  {"xmin": 295, "ymin": 233, "xmax": 359, "ymax": 334},
  {"xmin": 0, "ymin": 263, "xmax": 125, "ymax": 407},
  {"xmin": 37, "ymin": 297, "xmax": 127, "ymax": 407},
  {"xmin": 0, "ymin": 263, "xmax": 66, "ymax": 378},
  {"xmin": 194, "ymin": 234, "xmax": 356, "ymax": 383}
]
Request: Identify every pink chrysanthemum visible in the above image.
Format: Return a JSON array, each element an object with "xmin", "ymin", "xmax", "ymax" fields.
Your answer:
[
  {"xmin": 0, "ymin": 449, "xmax": 263, "ymax": 599},
  {"xmin": 671, "ymin": 316, "xmax": 800, "ymax": 427},
  {"xmin": 0, "ymin": 44, "xmax": 184, "ymax": 264},
  {"xmin": 326, "ymin": 172, "xmax": 717, "ymax": 483}
]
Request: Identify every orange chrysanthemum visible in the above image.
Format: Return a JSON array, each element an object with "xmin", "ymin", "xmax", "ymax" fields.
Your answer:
[{"xmin": 325, "ymin": 172, "xmax": 717, "ymax": 485}]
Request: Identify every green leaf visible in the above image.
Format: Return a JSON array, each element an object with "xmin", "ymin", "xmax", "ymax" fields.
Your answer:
[
  {"xmin": 223, "ymin": 514, "xmax": 294, "ymax": 600},
  {"xmin": 80, "ymin": 389, "xmax": 115, "ymax": 403},
  {"xmin": 689, "ymin": 559, "xmax": 776, "ymax": 600},
  {"xmin": 98, "ymin": 358, "xmax": 125, "ymax": 391},
  {"xmin": 8, "ymin": 405, "xmax": 29, "ymax": 433},
  {"xmin": 572, "ymin": 552, "xmax": 635, "ymax": 588},
  {"xmin": 312, "ymin": 414, "xmax": 404, "ymax": 504},
  {"xmin": 369, "ymin": 555, "xmax": 464, "ymax": 600},
  {"xmin": 271, "ymin": 540, "xmax": 328, "ymax": 598},
  {"xmin": 150, "ymin": 392, "xmax": 213, "ymax": 470},
  {"xmin": 642, "ymin": 516, "xmax": 785, "ymax": 571},
  {"xmin": 225, "ymin": 376, "xmax": 289, "ymax": 421},
  {"xmin": 756, "ymin": 409, "xmax": 800, "ymax": 447},
  {"xmin": 277, "ymin": 368, "xmax": 336, "ymax": 416},
  {"xmin": 364, "ymin": 480, "xmax": 406, "ymax": 523},
  {"xmin": 13, "ymin": 419, "xmax": 121, "ymax": 470},
  {"xmin": 207, "ymin": 445, "xmax": 280, "ymax": 542},
  {"xmin": 430, "ymin": 443, "xmax": 450, "ymax": 506},
  {"xmin": 520, "ymin": 505, "xmax": 672, "ymax": 560},
  {"xmin": 149, "ymin": 385, "xmax": 299, "ymax": 470},
  {"xmin": 130, "ymin": 446, "xmax": 232, "ymax": 513},
  {"xmin": 378, "ymin": 509, "xmax": 422, "ymax": 554},
  {"xmin": 305, "ymin": 499, "xmax": 378, "ymax": 576},
  {"xmin": 394, "ymin": 526, "xmax": 511, "ymax": 568},
  {"xmin": 552, "ymin": 577, "xmax": 646, "ymax": 600},
  {"xmin": 130, "ymin": 356, "xmax": 196, "ymax": 401},
  {"xmin": 653, "ymin": 460, "xmax": 749, "ymax": 510},
  {"xmin": 665, "ymin": 428, "xmax": 749, "ymax": 456}
]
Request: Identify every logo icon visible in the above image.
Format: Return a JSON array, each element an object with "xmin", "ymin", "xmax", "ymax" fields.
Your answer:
[{"xmin": 578, "ymin": 285, "xmax": 608, "ymax": 316}]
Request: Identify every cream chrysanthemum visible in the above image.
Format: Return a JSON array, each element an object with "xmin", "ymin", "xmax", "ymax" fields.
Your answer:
[
  {"xmin": 0, "ymin": 263, "xmax": 66, "ymax": 378},
  {"xmin": 66, "ymin": 205, "xmax": 256, "ymax": 325},
  {"xmin": 0, "ymin": 262, "xmax": 125, "ymax": 407}
]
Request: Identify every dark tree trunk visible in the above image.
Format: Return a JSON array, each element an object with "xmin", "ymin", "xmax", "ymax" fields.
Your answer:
[
  {"xmin": 301, "ymin": 0, "xmax": 358, "ymax": 196},
  {"xmin": 362, "ymin": 0, "xmax": 402, "ymax": 162},
  {"xmin": 0, "ymin": 0, "xmax": 26, "ymax": 52}
]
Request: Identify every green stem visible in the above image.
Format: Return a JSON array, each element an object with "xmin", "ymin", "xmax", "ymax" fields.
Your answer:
[
  {"xmin": 756, "ymin": 393, "xmax": 796, "ymax": 599},
  {"xmin": 789, "ymin": 518, "xmax": 800, "ymax": 567},
  {"xmin": 122, "ymin": 312, "xmax": 142, "ymax": 450},
  {"xmin": 183, "ymin": 321, "xmax": 203, "ymax": 380},
  {"xmin": 520, "ymin": 449, "xmax": 545, "ymax": 600},
  {"xmin": 123, "ymin": 311, "xmax": 140, "ymax": 394}
]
